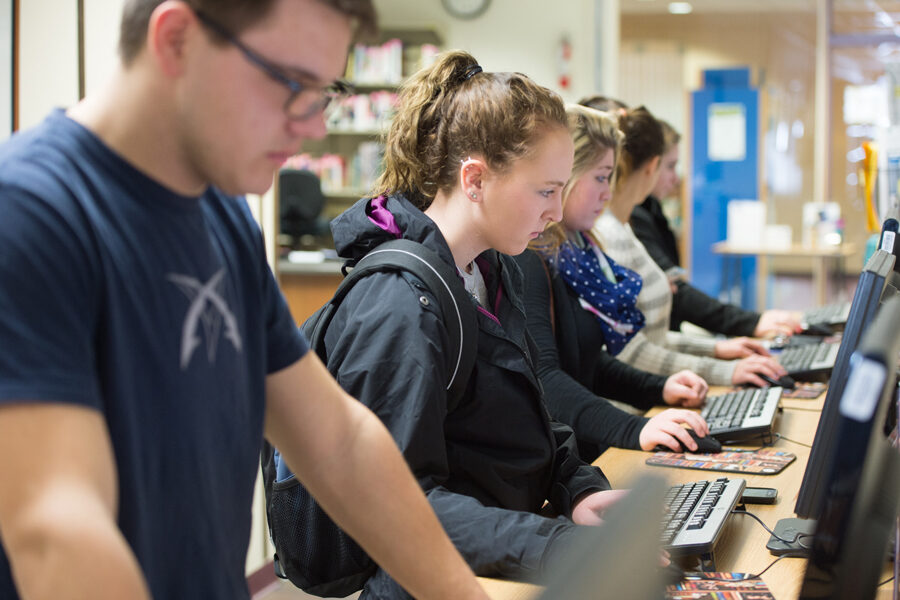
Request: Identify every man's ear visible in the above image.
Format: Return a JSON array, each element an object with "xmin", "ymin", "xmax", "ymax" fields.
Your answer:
[
  {"xmin": 459, "ymin": 157, "xmax": 487, "ymax": 202},
  {"xmin": 146, "ymin": 1, "xmax": 195, "ymax": 78}
]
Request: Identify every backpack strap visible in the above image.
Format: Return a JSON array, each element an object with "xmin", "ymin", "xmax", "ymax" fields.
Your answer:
[{"xmin": 307, "ymin": 239, "xmax": 477, "ymax": 411}]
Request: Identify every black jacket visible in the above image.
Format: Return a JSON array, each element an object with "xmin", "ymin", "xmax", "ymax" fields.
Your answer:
[
  {"xmin": 515, "ymin": 250, "xmax": 660, "ymax": 459},
  {"xmin": 630, "ymin": 196, "xmax": 761, "ymax": 337},
  {"xmin": 324, "ymin": 195, "xmax": 611, "ymax": 599}
]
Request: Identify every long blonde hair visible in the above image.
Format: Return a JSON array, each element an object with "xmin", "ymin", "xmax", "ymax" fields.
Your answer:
[
  {"xmin": 530, "ymin": 104, "xmax": 622, "ymax": 257},
  {"xmin": 374, "ymin": 50, "xmax": 567, "ymax": 210}
]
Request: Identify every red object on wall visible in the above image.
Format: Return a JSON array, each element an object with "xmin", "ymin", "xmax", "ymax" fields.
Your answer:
[{"xmin": 558, "ymin": 36, "xmax": 572, "ymax": 90}]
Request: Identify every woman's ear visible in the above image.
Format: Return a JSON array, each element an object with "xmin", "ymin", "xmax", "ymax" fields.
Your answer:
[
  {"xmin": 459, "ymin": 157, "xmax": 487, "ymax": 202},
  {"xmin": 644, "ymin": 155, "xmax": 661, "ymax": 176}
]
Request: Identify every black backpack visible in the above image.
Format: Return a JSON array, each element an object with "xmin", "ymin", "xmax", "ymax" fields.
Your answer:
[{"xmin": 261, "ymin": 238, "xmax": 478, "ymax": 597}]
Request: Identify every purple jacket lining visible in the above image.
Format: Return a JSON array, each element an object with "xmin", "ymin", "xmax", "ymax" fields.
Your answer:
[
  {"xmin": 477, "ymin": 305, "xmax": 502, "ymax": 325},
  {"xmin": 366, "ymin": 195, "xmax": 402, "ymax": 238}
]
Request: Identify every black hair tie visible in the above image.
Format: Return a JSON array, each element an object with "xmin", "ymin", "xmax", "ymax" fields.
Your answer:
[{"xmin": 462, "ymin": 64, "xmax": 483, "ymax": 81}]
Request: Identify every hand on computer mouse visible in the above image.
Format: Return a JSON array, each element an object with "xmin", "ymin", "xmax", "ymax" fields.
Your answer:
[
  {"xmin": 731, "ymin": 354, "xmax": 788, "ymax": 387},
  {"xmin": 802, "ymin": 322, "xmax": 834, "ymax": 336},
  {"xmin": 714, "ymin": 336, "xmax": 771, "ymax": 359},
  {"xmin": 652, "ymin": 430, "xmax": 722, "ymax": 454},
  {"xmin": 640, "ymin": 410, "xmax": 710, "ymax": 452},
  {"xmin": 758, "ymin": 373, "xmax": 797, "ymax": 390}
]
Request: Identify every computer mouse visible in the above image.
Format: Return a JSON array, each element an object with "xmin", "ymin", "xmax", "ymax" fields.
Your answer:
[
  {"xmin": 802, "ymin": 322, "xmax": 834, "ymax": 336},
  {"xmin": 758, "ymin": 373, "xmax": 796, "ymax": 390},
  {"xmin": 654, "ymin": 430, "xmax": 722, "ymax": 454}
]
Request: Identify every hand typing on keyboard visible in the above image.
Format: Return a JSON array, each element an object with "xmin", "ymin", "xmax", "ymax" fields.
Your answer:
[
  {"xmin": 570, "ymin": 488, "xmax": 630, "ymax": 526},
  {"xmin": 662, "ymin": 370, "xmax": 708, "ymax": 407},
  {"xmin": 754, "ymin": 309, "xmax": 804, "ymax": 337},
  {"xmin": 639, "ymin": 411, "xmax": 710, "ymax": 452}
]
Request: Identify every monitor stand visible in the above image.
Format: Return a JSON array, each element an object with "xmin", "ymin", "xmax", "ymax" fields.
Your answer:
[{"xmin": 766, "ymin": 517, "xmax": 816, "ymax": 557}]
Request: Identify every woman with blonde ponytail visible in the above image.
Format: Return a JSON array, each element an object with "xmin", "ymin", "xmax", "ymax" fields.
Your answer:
[{"xmin": 312, "ymin": 51, "xmax": 623, "ymax": 597}]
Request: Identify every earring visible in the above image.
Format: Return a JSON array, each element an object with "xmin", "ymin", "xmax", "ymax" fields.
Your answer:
[{"xmin": 469, "ymin": 191, "xmax": 477, "ymax": 199}]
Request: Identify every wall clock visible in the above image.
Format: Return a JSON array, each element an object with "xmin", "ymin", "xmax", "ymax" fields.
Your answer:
[{"xmin": 441, "ymin": 0, "xmax": 491, "ymax": 20}]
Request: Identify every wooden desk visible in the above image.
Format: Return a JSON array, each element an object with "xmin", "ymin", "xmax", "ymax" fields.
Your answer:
[
  {"xmin": 711, "ymin": 241, "xmax": 858, "ymax": 308},
  {"xmin": 479, "ymin": 386, "xmax": 896, "ymax": 599},
  {"xmin": 277, "ymin": 260, "xmax": 342, "ymax": 324}
]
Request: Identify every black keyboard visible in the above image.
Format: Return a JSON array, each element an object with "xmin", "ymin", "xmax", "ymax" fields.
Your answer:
[
  {"xmin": 661, "ymin": 477, "xmax": 746, "ymax": 556},
  {"xmin": 803, "ymin": 301, "xmax": 851, "ymax": 326},
  {"xmin": 700, "ymin": 387, "xmax": 782, "ymax": 438},
  {"xmin": 777, "ymin": 341, "xmax": 839, "ymax": 381}
]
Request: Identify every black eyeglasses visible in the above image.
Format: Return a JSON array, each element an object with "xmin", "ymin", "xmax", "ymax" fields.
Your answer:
[{"xmin": 194, "ymin": 9, "xmax": 353, "ymax": 121}]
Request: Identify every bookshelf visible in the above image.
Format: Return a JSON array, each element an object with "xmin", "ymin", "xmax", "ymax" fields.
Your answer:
[
  {"xmin": 282, "ymin": 28, "xmax": 444, "ymax": 220},
  {"xmin": 276, "ymin": 29, "xmax": 444, "ymax": 323}
]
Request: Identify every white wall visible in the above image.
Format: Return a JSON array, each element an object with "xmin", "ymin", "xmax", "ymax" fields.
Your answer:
[
  {"xmin": 17, "ymin": 0, "xmax": 124, "ymax": 130},
  {"xmin": 18, "ymin": 0, "xmax": 78, "ymax": 129},
  {"xmin": 374, "ymin": 0, "xmax": 598, "ymax": 103},
  {"xmin": 1, "ymin": 0, "xmax": 11, "ymax": 139},
  {"xmin": 84, "ymin": 0, "xmax": 126, "ymax": 95}
]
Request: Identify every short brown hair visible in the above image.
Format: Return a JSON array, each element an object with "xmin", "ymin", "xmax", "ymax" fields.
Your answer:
[
  {"xmin": 118, "ymin": 0, "xmax": 377, "ymax": 65},
  {"xmin": 375, "ymin": 50, "xmax": 567, "ymax": 210}
]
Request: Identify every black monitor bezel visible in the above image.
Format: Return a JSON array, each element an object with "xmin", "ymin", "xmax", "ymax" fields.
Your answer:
[
  {"xmin": 794, "ymin": 250, "xmax": 896, "ymax": 519},
  {"xmin": 799, "ymin": 295, "xmax": 900, "ymax": 598}
]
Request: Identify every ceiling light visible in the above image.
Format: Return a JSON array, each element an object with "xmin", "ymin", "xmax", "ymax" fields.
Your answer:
[{"xmin": 668, "ymin": 2, "xmax": 692, "ymax": 14}]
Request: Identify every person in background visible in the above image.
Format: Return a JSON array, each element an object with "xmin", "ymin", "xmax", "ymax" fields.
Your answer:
[
  {"xmin": 591, "ymin": 106, "xmax": 787, "ymax": 388},
  {"xmin": 516, "ymin": 104, "xmax": 711, "ymax": 460},
  {"xmin": 294, "ymin": 49, "xmax": 632, "ymax": 598},
  {"xmin": 630, "ymin": 119, "xmax": 803, "ymax": 338},
  {"xmin": 0, "ymin": 2, "xmax": 490, "ymax": 599},
  {"xmin": 578, "ymin": 94, "xmax": 628, "ymax": 117}
]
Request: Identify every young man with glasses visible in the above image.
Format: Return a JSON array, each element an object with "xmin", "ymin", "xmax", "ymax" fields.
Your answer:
[{"xmin": 0, "ymin": 1, "xmax": 489, "ymax": 599}]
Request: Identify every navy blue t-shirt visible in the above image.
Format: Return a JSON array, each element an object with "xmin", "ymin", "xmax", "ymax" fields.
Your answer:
[{"xmin": 0, "ymin": 110, "xmax": 308, "ymax": 598}]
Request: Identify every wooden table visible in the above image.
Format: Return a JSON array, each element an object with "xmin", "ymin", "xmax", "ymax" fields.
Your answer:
[
  {"xmin": 711, "ymin": 241, "xmax": 858, "ymax": 309},
  {"xmin": 277, "ymin": 259, "xmax": 343, "ymax": 324},
  {"xmin": 479, "ymin": 386, "xmax": 896, "ymax": 599}
]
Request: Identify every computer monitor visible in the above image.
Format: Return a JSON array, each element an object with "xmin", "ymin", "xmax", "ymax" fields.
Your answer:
[
  {"xmin": 538, "ymin": 475, "xmax": 668, "ymax": 600},
  {"xmin": 794, "ymin": 249, "xmax": 895, "ymax": 519},
  {"xmin": 878, "ymin": 211, "xmax": 899, "ymax": 270},
  {"xmin": 884, "ymin": 269, "xmax": 900, "ymax": 301},
  {"xmin": 768, "ymin": 250, "xmax": 896, "ymax": 555},
  {"xmin": 798, "ymin": 294, "xmax": 900, "ymax": 598}
]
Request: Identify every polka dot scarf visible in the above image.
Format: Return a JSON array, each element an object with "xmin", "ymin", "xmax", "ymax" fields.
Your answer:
[{"xmin": 554, "ymin": 232, "xmax": 646, "ymax": 355}]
